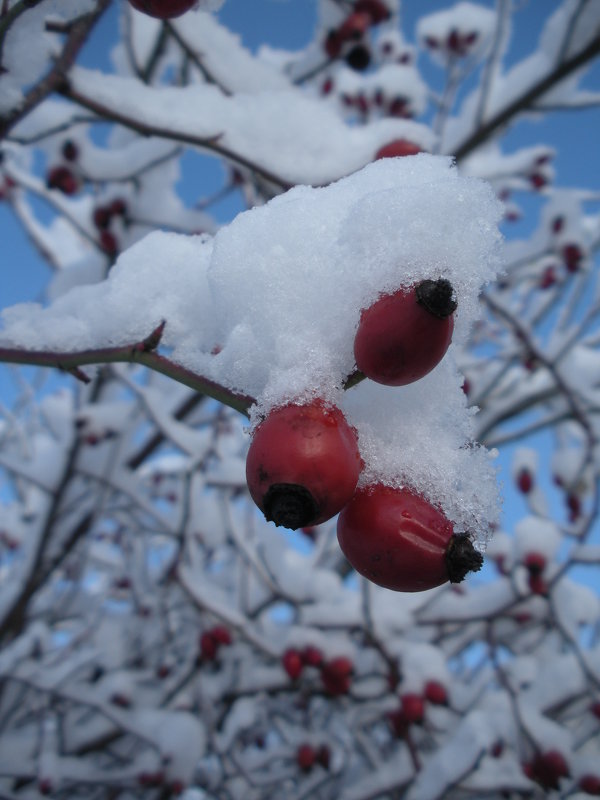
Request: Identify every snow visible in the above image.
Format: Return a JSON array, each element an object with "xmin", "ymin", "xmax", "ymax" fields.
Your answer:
[
  {"xmin": 0, "ymin": 155, "xmax": 503, "ymax": 539},
  {"xmin": 65, "ymin": 65, "xmax": 433, "ymax": 186}
]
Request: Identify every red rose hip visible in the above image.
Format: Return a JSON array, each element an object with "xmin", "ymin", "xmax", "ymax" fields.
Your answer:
[
  {"xmin": 128, "ymin": 0, "xmax": 197, "ymax": 19},
  {"xmin": 246, "ymin": 401, "xmax": 362, "ymax": 529},
  {"xmin": 375, "ymin": 139, "xmax": 422, "ymax": 159},
  {"xmin": 337, "ymin": 485, "xmax": 483, "ymax": 592},
  {"xmin": 354, "ymin": 279, "xmax": 456, "ymax": 386}
]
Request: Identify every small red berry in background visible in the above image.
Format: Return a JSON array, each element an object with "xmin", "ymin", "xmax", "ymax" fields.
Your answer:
[
  {"xmin": 562, "ymin": 243, "xmax": 583, "ymax": 273},
  {"xmin": 580, "ymin": 774, "xmax": 600, "ymax": 795},
  {"xmin": 282, "ymin": 648, "xmax": 304, "ymax": 680},
  {"xmin": 338, "ymin": 12, "xmax": 371, "ymax": 42},
  {"xmin": 375, "ymin": 139, "xmax": 421, "ymax": 159},
  {"xmin": 245, "ymin": 400, "xmax": 362, "ymax": 530},
  {"xmin": 210, "ymin": 625, "xmax": 232, "ymax": 645},
  {"xmin": 400, "ymin": 693, "xmax": 425, "ymax": 724},
  {"xmin": 296, "ymin": 743, "xmax": 316, "ymax": 772},
  {"xmin": 566, "ymin": 492, "xmax": 581, "ymax": 522},
  {"xmin": 524, "ymin": 750, "xmax": 570, "ymax": 790},
  {"xmin": 93, "ymin": 206, "xmax": 112, "ymax": 230},
  {"xmin": 354, "ymin": 279, "xmax": 456, "ymax": 386},
  {"xmin": 128, "ymin": 0, "xmax": 197, "ymax": 19},
  {"xmin": 539, "ymin": 265, "xmax": 556, "ymax": 289},
  {"xmin": 551, "ymin": 215, "xmax": 565, "ymax": 234},
  {"xmin": 424, "ymin": 680, "xmax": 448, "ymax": 706},
  {"xmin": 337, "ymin": 485, "xmax": 483, "ymax": 592},
  {"xmin": 200, "ymin": 631, "xmax": 219, "ymax": 661},
  {"xmin": 529, "ymin": 172, "xmax": 548, "ymax": 190},
  {"xmin": 100, "ymin": 230, "xmax": 118, "ymax": 257},
  {"xmin": 523, "ymin": 552, "xmax": 546, "ymax": 576},
  {"xmin": 516, "ymin": 467, "xmax": 533, "ymax": 494},
  {"xmin": 355, "ymin": 0, "xmax": 390, "ymax": 24},
  {"xmin": 301, "ymin": 645, "xmax": 323, "ymax": 668},
  {"xmin": 46, "ymin": 165, "xmax": 78, "ymax": 195},
  {"xmin": 321, "ymin": 657, "xmax": 353, "ymax": 696}
]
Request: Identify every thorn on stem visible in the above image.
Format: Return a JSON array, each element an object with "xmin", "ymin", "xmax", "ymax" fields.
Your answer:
[
  {"xmin": 136, "ymin": 320, "xmax": 166, "ymax": 353},
  {"xmin": 61, "ymin": 365, "xmax": 91, "ymax": 384}
]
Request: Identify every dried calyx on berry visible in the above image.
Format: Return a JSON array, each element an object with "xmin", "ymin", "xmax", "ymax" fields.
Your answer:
[
  {"xmin": 246, "ymin": 400, "xmax": 362, "ymax": 529},
  {"xmin": 415, "ymin": 278, "xmax": 457, "ymax": 319}
]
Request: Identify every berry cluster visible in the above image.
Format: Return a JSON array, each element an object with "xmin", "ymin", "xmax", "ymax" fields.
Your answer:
[
  {"xmin": 128, "ymin": 0, "xmax": 197, "ymax": 19},
  {"xmin": 324, "ymin": 0, "xmax": 391, "ymax": 72},
  {"xmin": 246, "ymin": 278, "xmax": 483, "ymax": 592},
  {"xmin": 282, "ymin": 647, "xmax": 354, "ymax": 696}
]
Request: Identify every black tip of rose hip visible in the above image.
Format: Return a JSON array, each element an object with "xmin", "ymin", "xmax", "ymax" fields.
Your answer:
[
  {"xmin": 263, "ymin": 484, "xmax": 319, "ymax": 530},
  {"xmin": 416, "ymin": 279, "xmax": 457, "ymax": 319},
  {"xmin": 445, "ymin": 535, "xmax": 484, "ymax": 583},
  {"xmin": 345, "ymin": 44, "xmax": 371, "ymax": 71}
]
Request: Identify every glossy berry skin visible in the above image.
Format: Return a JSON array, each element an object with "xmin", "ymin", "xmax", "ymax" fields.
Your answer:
[
  {"xmin": 375, "ymin": 139, "xmax": 422, "ymax": 160},
  {"xmin": 246, "ymin": 401, "xmax": 361, "ymax": 530},
  {"xmin": 128, "ymin": 0, "xmax": 197, "ymax": 18},
  {"xmin": 354, "ymin": 280, "xmax": 455, "ymax": 386},
  {"xmin": 337, "ymin": 485, "xmax": 483, "ymax": 592}
]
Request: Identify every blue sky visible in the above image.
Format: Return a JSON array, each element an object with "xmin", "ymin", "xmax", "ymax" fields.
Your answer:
[{"xmin": 1, "ymin": 0, "xmax": 599, "ymax": 553}]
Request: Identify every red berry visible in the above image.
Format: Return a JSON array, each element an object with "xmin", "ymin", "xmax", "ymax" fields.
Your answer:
[
  {"xmin": 321, "ymin": 657, "xmax": 353, "ymax": 696},
  {"xmin": 539, "ymin": 265, "xmax": 556, "ymax": 288},
  {"xmin": 245, "ymin": 401, "xmax": 362, "ymax": 530},
  {"xmin": 375, "ymin": 139, "xmax": 421, "ymax": 159},
  {"xmin": 490, "ymin": 740, "xmax": 504, "ymax": 758},
  {"xmin": 128, "ymin": 0, "xmax": 197, "ymax": 18},
  {"xmin": 46, "ymin": 165, "xmax": 78, "ymax": 195},
  {"xmin": 337, "ymin": 485, "xmax": 483, "ymax": 592},
  {"xmin": 282, "ymin": 648, "xmax": 304, "ymax": 680},
  {"xmin": 525, "ymin": 750, "xmax": 570, "ymax": 790},
  {"xmin": 355, "ymin": 0, "xmax": 390, "ymax": 24},
  {"xmin": 338, "ymin": 12, "xmax": 371, "ymax": 42},
  {"xmin": 523, "ymin": 552, "xmax": 546, "ymax": 575},
  {"xmin": 109, "ymin": 198, "xmax": 127, "ymax": 216},
  {"xmin": 321, "ymin": 77, "xmax": 334, "ymax": 95},
  {"xmin": 200, "ymin": 631, "xmax": 218, "ymax": 661},
  {"xmin": 210, "ymin": 625, "xmax": 232, "ymax": 645},
  {"xmin": 38, "ymin": 779, "xmax": 53, "ymax": 796},
  {"xmin": 302, "ymin": 646, "xmax": 323, "ymax": 668},
  {"xmin": 424, "ymin": 680, "xmax": 448, "ymax": 706},
  {"xmin": 93, "ymin": 206, "xmax": 111, "ymax": 230},
  {"xmin": 100, "ymin": 230, "xmax": 118, "ymax": 257},
  {"xmin": 529, "ymin": 172, "xmax": 548, "ymax": 190},
  {"xmin": 401, "ymin": 693, "xmax": 425, "ymax": 724},
  {"xmin": 516, "ymin": 468, "xmax": 533, "ymax": 494},
  {"xmin": 297, "ymin": 744, "xmax": 316, "ymax": 772},
  {"xmin": 567, "ymin": 492, "xmax": 581, "ymax": 522},
  {"xmin": 156, "ymin": 664, "xmax": 171, "ymax": 679},
  {"xmin": 551, "ymin": 215, "xmax": 564, "ymax": 234},
  {"xmin": 354, "ymin": 279, "xmax": 455, "ymax": 386},
  {"xmin": 563, "ymin": 243, "xmax": 583, "ymax": 273},
  {"xmin": 580, "ymin": 775, "xmax": 600, "ymax": 795},
  {"xmin": 528, "ymin": 573, "xmax": 548, "ymax": 596},
  {"xmin": 170, "ymin": 780, "xmax": 185, "ymax": 795}
]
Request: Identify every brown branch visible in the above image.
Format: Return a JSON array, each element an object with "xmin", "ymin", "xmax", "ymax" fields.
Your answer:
[
  {"xmin": 454, "ymin": 32, "xmax": 600, "ymax": 161},
  {"xmin": 58, "ymin": 82, "xmax": 293, "ymax": 192},
  {"xmin": 0, "ymin": 324, "xmax": 255, "ymax": 416},
  {"xmin": 0, "ymin": 0, "xmax": 112, "ymax": 141}
]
